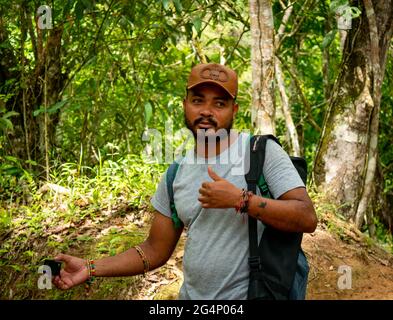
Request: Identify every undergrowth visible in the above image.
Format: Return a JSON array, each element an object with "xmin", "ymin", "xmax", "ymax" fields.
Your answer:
[
  {"xmin": 0, "ymin": 154, "xmax": 165, "ymax": 299},
  {"xmin": 309, "ymin": 190, "xmax": 393, "ymax": 254}
]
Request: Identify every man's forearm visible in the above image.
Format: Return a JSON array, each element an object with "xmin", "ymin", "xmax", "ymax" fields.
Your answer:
[
  {"xmin": 246, "ymin": 195, "xmax": 317, "ymax": 233},
  {"xmin": 94, "ymin": 242, "xmax": 163, "ymax": 277}
]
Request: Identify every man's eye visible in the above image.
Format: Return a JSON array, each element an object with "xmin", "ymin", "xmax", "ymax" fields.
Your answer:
[
  {"xmin": 216, "ymin": 102, "xmax": 225, "ymax": 107},
  {"xmin": 193, "ymin": 99, "xmax": 202, "ymax": 103}
]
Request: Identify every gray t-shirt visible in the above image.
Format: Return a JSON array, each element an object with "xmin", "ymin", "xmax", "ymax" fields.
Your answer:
[{"xmin": 151, "ymin": 133, "xmax": 305, "ymax": 300}]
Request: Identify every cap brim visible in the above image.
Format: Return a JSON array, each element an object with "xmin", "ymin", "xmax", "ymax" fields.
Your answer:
[{"xmin": 187, "ymin": 80, "xmax": 236, "ymax": 99}]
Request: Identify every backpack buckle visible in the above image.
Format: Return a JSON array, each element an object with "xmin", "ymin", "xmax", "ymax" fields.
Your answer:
[
  {"xmin": 252, "ymin": 136, "xmax": 261, "ymax": 152},
  {"xmin": 248, "ymin": 256, "xmax": 262, "ymax": 271}
]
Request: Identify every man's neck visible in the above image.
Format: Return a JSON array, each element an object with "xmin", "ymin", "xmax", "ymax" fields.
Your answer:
[{"xmin": 195, "ymin": 130, "xmax": 239, "ymax": 159}]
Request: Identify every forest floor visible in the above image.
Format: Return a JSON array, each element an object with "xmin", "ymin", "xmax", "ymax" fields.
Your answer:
[{"xmin": 1, "ymin": 194, "xmax": 393, "ymax": 300}]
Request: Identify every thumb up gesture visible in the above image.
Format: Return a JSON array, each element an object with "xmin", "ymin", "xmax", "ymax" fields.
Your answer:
[{"xmin": 198, "ymin": 166, "xmax": 242, "ymax": 209}]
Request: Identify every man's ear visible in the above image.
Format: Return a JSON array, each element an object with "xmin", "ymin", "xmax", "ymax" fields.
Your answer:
[
  {"xmin": 182, "ymin": 98, "xmax": 186, "ymax": 111},
  {"xmin": 232, "ymin": 102, "xmax": 239, "ymax": 119}
]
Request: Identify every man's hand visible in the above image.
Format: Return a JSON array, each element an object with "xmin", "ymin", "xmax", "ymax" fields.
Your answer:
[
  {"xmin": 198, "ymin": 166, "xmax": 241, "ymax": 209},
  {"xmin": 52, "ymin": 253, "xmax": 89, "ymax": 290}
]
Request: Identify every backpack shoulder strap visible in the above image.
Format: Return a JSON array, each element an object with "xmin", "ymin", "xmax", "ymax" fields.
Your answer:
[
  {"xmin": 166, "ymin": 161, "xmax": 183, "ymax": 229},
  {"xmin": 245, "ymin": 134, "xmax": 270, "ymax": 271}
]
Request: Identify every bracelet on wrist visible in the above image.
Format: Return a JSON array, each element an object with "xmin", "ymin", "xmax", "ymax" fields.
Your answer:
[
  {"xmin": 235, "ymin": 189, "xmax": 254, "ymax": 215},
  {"xmin": 85, "ymin": 259, "xmax": 96, "ymax": 291}
]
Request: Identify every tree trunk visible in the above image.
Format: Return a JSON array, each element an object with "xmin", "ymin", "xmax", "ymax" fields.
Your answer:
[
  {"xmin": 249, "ymin": 0, "xmax": 275, "ymax": 135},
  {"xmin": 313, "ymin": 0, "xmax": 393, "ymax": 227},
  {"xmin": 275, "ymin": 57, "xmax": 301, "ymax": 156},
  {"xmin": 274, "ymin": 0, "xmax": 300, "ymax": 156},
  {"xmin": 1, "ymin": 5, "xmax": 65, "ymax": 171}
]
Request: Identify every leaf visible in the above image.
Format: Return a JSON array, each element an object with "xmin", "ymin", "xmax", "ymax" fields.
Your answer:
[
  {"xmin": 47, "ymin": 100, "xmax": 68, "ymax": 114},
  {"xmin": 10, "ymin": 265, "xmax": 22, "ymax": 272},
  {"xmin": 0, "ymin": 118, "xmax": 13, "ymax": 130},
  {"xmin": 33, "ymin": 107, "xmax": 43, "ymax": 117},
  {"xmin": 5, "ymin": 156, "xmax": 19, "ymax": 163},
  {"xmin": 206, "ymin": 37, "xmax": 218, "ymax": 46},
  {"xmin": 152, "ymin": 37, "xmax": 162, "ymax": 51},
  {"xmin": 24, "ymin": 250, "xmax": 34, "ymax": 257},
  {"xmin": 153, "ymin": 71, "xmax": 160, "ymax": 83},
  {"xmin": 2, "ymin": 111, "xmax": 19, "ymax": 119},
  {"xmin": 350, "ymin": 7, "xmax": 362, "ymax": 19},
  {"xmin": 144, "ymin": 102, "xmax": 153, "ymax": 126},
  {"xmin": 193, "ymin": 17, "xmax": 202, "ymax": 34},
  {"xmin": 33, "ymin": 100, "xmax": 67, "ymax": 116},
  {"xmin": 25, "ymin": 160, "xmax": 38, "ymax": 166},
  {"xmin": 162, "ymin": 0, "xmax": 171, "ymax": 10},
  {"xmin": 330, "ymin": 0, "xmax": 348, "ymax": 13},
  {"xmin": 2, "ymin": 167, "xmax": 20, "ymax": 176},
  {"xmin": 75, "ymin": 0, "xmax": 85, "ymax": 21},
  {"xmin": 321, "ymin": 29, "xmax": 338, "ymax": 49},
  {"xmin": 172, "ymin": 0, "xmax": 182, "ymax": 13}
]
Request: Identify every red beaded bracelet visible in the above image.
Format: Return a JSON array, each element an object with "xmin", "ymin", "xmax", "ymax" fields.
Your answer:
[{"xmin": 235, "ymin": 189, "xmax": 254, "ymax": 215}]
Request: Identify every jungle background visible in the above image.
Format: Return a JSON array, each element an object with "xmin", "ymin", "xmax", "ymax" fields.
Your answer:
[{"xmin": 1, "ymin": 0, "xmax": 393, "ymax": 299}]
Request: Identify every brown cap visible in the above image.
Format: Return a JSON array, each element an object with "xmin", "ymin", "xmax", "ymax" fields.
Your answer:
[{"xmin": 187, "ymin": 63, "xmax": 238, "ymax": 99}]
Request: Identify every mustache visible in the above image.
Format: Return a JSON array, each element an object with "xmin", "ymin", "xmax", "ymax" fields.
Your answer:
[{"xmin": 193, "ymin": 117, "xmax": 218, "ymax": 127}]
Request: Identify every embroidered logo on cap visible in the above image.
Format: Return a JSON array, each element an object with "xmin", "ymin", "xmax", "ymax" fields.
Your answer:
[{"xmin": 200, "ymin": 67, "xmax": 229, "ymax": 82}]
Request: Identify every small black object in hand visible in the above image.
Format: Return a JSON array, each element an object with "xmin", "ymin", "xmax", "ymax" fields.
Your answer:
[{"xmin": 43, "ymin": 259, "xmax": 62, "ymax": 276}]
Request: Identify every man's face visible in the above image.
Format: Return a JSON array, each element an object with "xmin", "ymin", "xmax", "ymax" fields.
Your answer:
[{"xmin": 183, "ymin": 83, "xmax": 239, "ymax": 139}]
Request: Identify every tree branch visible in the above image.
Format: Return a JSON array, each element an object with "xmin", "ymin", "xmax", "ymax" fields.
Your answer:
[
  {"xmin": 278, "ymin": 0, "xmax": 316, "ymax": 52},
  {"xmin": 278, "ymin": 55, "xmax": 321, "ymax": 132},
  {"xmin": 275, "ymin": 0, "xmax": 294, "ymax": 50}
]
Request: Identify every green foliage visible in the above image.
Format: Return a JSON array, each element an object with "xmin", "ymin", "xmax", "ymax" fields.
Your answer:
[
  {"xmin": 0, "ymin": 107, "xmax": 19, "ymax": 132},
  {"xmin": 372, "ymin": 217, "xmax": 393, "ymax": 250},
  {"xmin": 380, "ymin": 50, "xmax": 393, "ymax": 194},
  {"xmin": 361, "ymin": 217, "xmax": 393, "ymax": 254},
  {"xmin": 0, "ymin": 152, "xmax": 156, "ymax": 299}
]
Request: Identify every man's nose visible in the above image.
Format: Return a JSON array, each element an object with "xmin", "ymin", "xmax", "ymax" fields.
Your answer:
[{"xmin": 199, "ymin": 102, "xmax": 213, "ymax": 117}]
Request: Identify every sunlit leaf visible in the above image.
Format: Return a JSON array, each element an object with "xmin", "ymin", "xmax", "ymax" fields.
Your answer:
[
  {"xmin": 144, "ymin": 102, "xmax": 153, "ymax": 126},
  {"xmin": 173, "ymin": 0, "xmax": 182, "ymax": 13},
  {"xmin": 321, "ymin": 29, "xmax": 338, "ymax": 49}
]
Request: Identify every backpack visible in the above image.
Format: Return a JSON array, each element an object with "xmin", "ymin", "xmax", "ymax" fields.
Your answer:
[{"xmin": 166, "ymin": 134, "xmax": 309, "ymax": 300}]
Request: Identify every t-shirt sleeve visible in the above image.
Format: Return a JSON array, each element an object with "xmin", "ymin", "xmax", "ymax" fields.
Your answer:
[
  {"xmin": 263, "ymin": 139, "xmax": 305, "ymax": 199},
  {"xmin": 150, "ymin": 170, "xmax": 172, "ymax": 218}
]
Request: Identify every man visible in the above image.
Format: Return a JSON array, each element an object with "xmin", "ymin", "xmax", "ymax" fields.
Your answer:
[{"xmin": 53, "ymin": 63, "xmax": 317, "ymax": 299}]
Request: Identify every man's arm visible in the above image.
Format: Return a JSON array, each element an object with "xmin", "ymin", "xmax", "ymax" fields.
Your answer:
[
  {"xmin": 53, "ymin": 211, "xmax": 182, "ymax": 289},
  {"xmin": 246, "ymin": 187, "xmax": 317, "ymax": 233},
  {"xmin": 93, "ymin": 211, "xmax": 183, "ymax": 277}
]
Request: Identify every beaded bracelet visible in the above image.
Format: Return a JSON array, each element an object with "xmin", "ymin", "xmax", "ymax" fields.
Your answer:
[
  {"xmin": 235, "ymin": 189, "xmax": 254, "ymax": 214},
  {"xmin": 242, "ymin": 191, "xmax": 254, "ymax": 213},
  {"xmin": 134, "ymin": 245, "xmax": 150, "ymax": 274},
  {"xmin": 85, "ymin": 259, "xmax": 96, "ymax": 291},
  {"xmin": 235, "ymin": 189, "xmax": 246, "ymax": 213}
]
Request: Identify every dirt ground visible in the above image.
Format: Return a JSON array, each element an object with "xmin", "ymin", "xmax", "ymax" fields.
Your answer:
[{"xmin": 304, "ymin": 228, "xmax": 393, "ymax": 299}]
